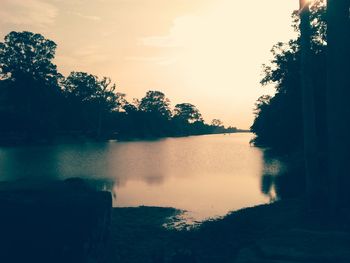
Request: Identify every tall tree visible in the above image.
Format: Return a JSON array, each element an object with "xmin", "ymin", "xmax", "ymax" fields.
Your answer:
[
  {"xmin": 326, "ymin": 0, "xmax": 350, "ymax": 211},
  {"xmin": 0, "ymin": 31, "xmax": 61, "ymax": 136},
  {"xmin": 251, "ymin": 1, "xmax": 328, "ymax": 199},
  {"xmin": 299, "ymin": 0, "xmax": 322, "ymax": 203},
  {"xmin": 0, "ymin": 31, "xmax": 59, "ymax": 83}
]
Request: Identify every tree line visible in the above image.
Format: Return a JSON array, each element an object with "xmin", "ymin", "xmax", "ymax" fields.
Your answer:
[
  {"xmin": 252, "ymin": 0, "xmax": 350, "ymax": 212},
  {"xmin": 251, "ymin": 0, "xmax": 327, "ymax": 199},
  {"xmin": 0, "ymin": 31, "xmax": 237, "ymax": 143},
  {"xmin": 251, "ymin": 0, "xmax": 327, "ymax": 154}
]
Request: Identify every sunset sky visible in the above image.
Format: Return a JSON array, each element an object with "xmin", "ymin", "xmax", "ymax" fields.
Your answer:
[{"xmin": 0, "ymin": 0, "xmax": 298, "ymax": 129}]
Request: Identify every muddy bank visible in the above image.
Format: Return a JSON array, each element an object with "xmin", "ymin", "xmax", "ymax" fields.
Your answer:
[{"xmin": 108, "ymin": 201, "xmax": 350, "ymax": 263}]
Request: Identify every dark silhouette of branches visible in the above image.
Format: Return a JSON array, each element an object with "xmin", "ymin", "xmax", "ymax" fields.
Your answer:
[{"xmin": 0, "ymin": 31, "xmax": 237, "ymax": 144}]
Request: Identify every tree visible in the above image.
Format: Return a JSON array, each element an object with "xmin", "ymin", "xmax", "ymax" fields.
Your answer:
[
  {"xmin": 0, "ymin": 30, "xmax": 233, "ymax": 142},
  {"xmin": 299, "ymin": 0, "xmax": 321, "ymax": 203},
  {"xmin": 62, "ymin": 72, "xmax": 120, "ymax": 135},
  {"xmin": 0, "ymin": 31, "xmax": 59, "ymax": 83},
  {"xmin": 0, "ymin": 31, "xmax": 61, "ymax": 137},
  {"xmin": 96, "ymin": 77, "xmax": 120, "ymax": 138},
  {"xmin": 63, "ymin": 72, "xmax": 99, "ymax": 102},
  {"xmin": 139, "ymin": 90, "xmax": 171, "ymax": 119},
  {"xmin": 251, "ymin": 1, "xmax": 328, "ymax": 200},
  {"xmin": 211, "ymin": 119, "xmax": 223, "ymax": 127},
  {"xmin": 251, "ymin": 1, "xmax": 327, "ymax": 153},
  {"xmin": 174, "ymin": 103, "xmax": 203, "ymax": 123},
  {"xmin": 326, "ymin": 0, "xmax": 350, "ymax": 211}
]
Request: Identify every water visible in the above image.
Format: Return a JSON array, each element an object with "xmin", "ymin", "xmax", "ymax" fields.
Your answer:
[{"xmin": 0, "ymin": 133, "xmax": 280, "ymax": 221}]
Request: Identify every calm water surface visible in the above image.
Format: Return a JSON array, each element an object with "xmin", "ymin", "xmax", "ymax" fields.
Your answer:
[{"xmin": 0, "ymin": 133, "xmax": 281, "ymax": 221}]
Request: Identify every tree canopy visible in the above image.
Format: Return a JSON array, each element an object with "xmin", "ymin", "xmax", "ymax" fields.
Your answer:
[
  {"xmin": 174, "ymin": 103, "xmax": 203, "ymax": 124},
  {"xmin": 251, "ymin": 0, "xmax": 329, "ymax": 200},
  {"xmin": 0, "ymin": 31, "xmax": 236, "ymax": 143},
  {"xmin": 139, "ymin": 90, "xmax": 171, "ymax": 119},
  {"xmin": 251, "ymin": 0, "xmax": 327, "ymax": 153},
  {"xmin": 0, "ymin": 31, "xmax": 59, "ymax": 84}
]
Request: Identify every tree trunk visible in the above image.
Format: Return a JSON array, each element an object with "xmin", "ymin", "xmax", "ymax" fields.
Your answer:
[
  {"xmin": 299, "ymin": 0, "xmax": 321, "ymax": 204},
  {"xmin": 326, "ymin": 0, "xmax": 350, "ymax": 212}
]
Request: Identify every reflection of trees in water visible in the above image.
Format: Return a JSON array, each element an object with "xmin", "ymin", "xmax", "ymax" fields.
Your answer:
[
  {"xmin": 261, "ymin": 174, "xmax": 276, "ymax": 202},
  {"xmin": 261, "ymin": 150, "xmax": 306, "ymax": 201},
  {"xmin": 144, "ymin": 174, "xmax": 165, "ymax": 185}
]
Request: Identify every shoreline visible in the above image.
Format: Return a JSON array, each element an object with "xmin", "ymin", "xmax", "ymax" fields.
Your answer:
[
  {"xmin": 0, "ymin": 131, "xmax": 251, "ymax": 147},
  {"xmin": 111, "ymin": 200, "xmax": 350, "ymax": 263},
  {"xmin": 1, "ymin": 180, "xmax": 350, "ymax": 263}
]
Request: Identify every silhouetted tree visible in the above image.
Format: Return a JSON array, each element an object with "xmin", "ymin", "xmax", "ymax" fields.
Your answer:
[
  {"xmin": 174, "ymin": 103, "xmax": 203, "ymax": 124},
  {"xmin": 139, "ymin": 91, "xmax": 171, "ymax": 119},
  {"xmin": 251, "ymin": 40, "xmax": 305, "ymax": 152},
  {"xmin": 251, "ymin": 1, "xmax": 327, "ymax": 154},
  {"xmin": 326, "ymin": 0, "xmax": 350, "ymax": 211},
  {"xmin": 252, "ymin": 1, "xmax": 328, "ymax": 200},
  {"xmin": 96, "ymin": 77, "xmax": 120, "ymax": 138},
  {"xmin": 0, "ymin": 31, "xmax": 59, "ymax": 83},
  {"xmin": 171, "ymin": 103, "xmax": 204, "ymax": 136},
  {"xmin": 62, "ymin": 72, "xmax": 120, "ymax": 136},
  {"xmin": 211, "ymin": 119, "xmax": 223, "ymax": 127},
  {"xmin": 0, "ymin": 31, "xmax": 62, "ymax": 138},
  {"xmin": 0, "ymin": 30, "xmax": 239, "ymax": 143},
  {"xmin": 134, "ymin": 91, "xmax": 172, "ymax": 137}
]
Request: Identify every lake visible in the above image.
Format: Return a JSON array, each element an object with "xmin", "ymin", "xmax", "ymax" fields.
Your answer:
[{"xmin": 0, "ymin": 133, "xmax": 281, "ymax": 221}]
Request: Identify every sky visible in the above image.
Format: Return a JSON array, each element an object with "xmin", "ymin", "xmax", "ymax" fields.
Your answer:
[{"xmin": 0, "ymin": 0, "xmax": 298, "ymax": 129}]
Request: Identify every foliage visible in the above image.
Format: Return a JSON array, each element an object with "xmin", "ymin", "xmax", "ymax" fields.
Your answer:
[
  {"xmin": 139, "ymin": 90, "xmax": 171, "ymax": 119},
  {"xmin": 211, "ymin": 119, "xmax": 223, "ymax": 127},
  {"xmin": 251, "ymin": 0, "xmax": 327, "ymax": 153},
  {"xmin": 0, "ymin": 31, "xmax": 237, "ymax": 143},
  {"xmin": 0, "ymin": 31, "xmax": 59, "ymax": 83},
  {"xmin": 174, "ymin": 103, "xmax": 203, "ymax": 124},
  {"xmin": 0, "ymin": 31, "xmax": 62, "ymax": 137}
]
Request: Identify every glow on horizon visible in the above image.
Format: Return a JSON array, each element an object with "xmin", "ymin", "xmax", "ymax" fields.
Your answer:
[{"xmin": 0, "ymin": 0, "xmax": 298, "ymax": 129}]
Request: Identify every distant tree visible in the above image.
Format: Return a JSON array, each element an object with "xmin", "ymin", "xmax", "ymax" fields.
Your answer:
[
  {"xmin": 63, "ymin": 72, "xmax": 99, "ymax": 102},
  {"xmin": 139, "ymin": 90, "xmax": 171, "ymax": 119},
  {"xmin": 0, "ymin": 30, "xmax": 240, "ymax": 143},
  {"xmin": 62, "ymin": 72, "xmax": 120, "ymax": 135},
  {"xmin": 96, "ymin": 77, "xmax": 120, "ymax": 137},
  {"xmin": 123, "ymin": 98, "xmax": 140, "ymax": 114},
  {"xmin": 174, "ymin": 103, "xmax": 203, "ymax": 123},
  {"xmin": 211, "ymin": 119, "xmax": 223, "ymax": 127},
  {"xmin": 226, "ymin": 126, "xmax": 238, "ymax": 133},
  {"xmin": 63, "ymin": 72, "xmax": 120, "ymax": 110},
  {"xmin": 128, "ymin": 90, "xmax": 172, "ymax": 137}
]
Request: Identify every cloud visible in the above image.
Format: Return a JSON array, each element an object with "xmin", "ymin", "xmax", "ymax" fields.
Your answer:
[
  {"xmin": 135, "ymin": 0, "xmax": 297, "ymax": 128},
  {"xmin": 68, "ymin": 11, "xmax": 101, "ymax": 21},
  {"xmin": 140, "ymin": 16, "xmax": 199, "ymax": 48},
  {"xmin": 126, "ymin": 56, "xmax": 178, "ymax": 65},
  {"xmin": 0, "ymin": 0, "xmax": 58, "ymax": 28},
  {"xmin": 141, "ymin": 36, "xmax": 179, "ymax": 48}
]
